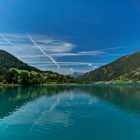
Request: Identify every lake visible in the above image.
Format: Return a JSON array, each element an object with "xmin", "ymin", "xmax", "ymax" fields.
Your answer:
[{"xmin": 0, "ymin": 85, "xmax": 140, "ymax": 140}]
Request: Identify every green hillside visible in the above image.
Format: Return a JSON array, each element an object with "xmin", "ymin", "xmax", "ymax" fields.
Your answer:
[
  {"xmin": 0, "ymin": 50, "xmax": 78, "ymax": 84},
  {"xmin": 79, "ymin": 51, "xmax": 140, "ymax": 83}
]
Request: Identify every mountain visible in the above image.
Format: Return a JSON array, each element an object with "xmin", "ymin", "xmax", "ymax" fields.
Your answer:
[
  {"xmin": 79, "ymin": 51, "xmax": 140, "ymax": 82},
  {"xmin": 68, "ymin": 72, "xmax": 84, "ymax": 78},
  {"xmin": 0, "ymin": 50, "xmax": 77, "ymax": 84},
  {"xmin": 117, "ymin": 67, "xmax": 140, "ymax": 81},
  {"xmin": 0, "ymin": 50, "xmax": 39, "ymax": 73}
]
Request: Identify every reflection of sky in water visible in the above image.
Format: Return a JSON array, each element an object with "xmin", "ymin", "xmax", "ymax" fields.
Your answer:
[
  {"xmin": 0, "ymin": 92, "xmax": 99, "ymax": 137},
  {"xmin": 0, "ymin": 86, "xmax": 140, "ymax": 139}
]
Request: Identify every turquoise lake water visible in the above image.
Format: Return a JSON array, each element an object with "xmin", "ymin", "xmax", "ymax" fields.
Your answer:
[{"xmin": 0, "ymin": 85, "xmax": 140, "ymax": 140}]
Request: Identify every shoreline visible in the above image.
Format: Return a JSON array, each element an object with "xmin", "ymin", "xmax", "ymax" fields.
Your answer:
[
  {"xmin": 1, "ymin": 83, "xmax": 140, "ymax": 87},
  {"xmin": 40, "ymin": 83, "xmax": 140, "ymax": 87},
  {"xmin": 0, "ymin": 84, "xmax": 21, "ymax": 87}
]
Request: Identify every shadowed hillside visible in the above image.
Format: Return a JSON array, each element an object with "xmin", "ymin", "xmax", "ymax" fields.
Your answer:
[{"xmin": 79, "ymin": 51, "xmax": 140, "ymax": 83}]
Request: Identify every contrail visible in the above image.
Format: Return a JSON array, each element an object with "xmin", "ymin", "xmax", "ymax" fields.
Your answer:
[
  {"xmin": 0, "ymin": 3, "xmax": 15, "ymax": 20},
  {"xmin": 28, "ymin": 34, "xmax": 60, "ymax": 69},
  {"xmin": 0, "ymin": 34, "xmax": 15, "ymax": 46},
  {"xmin": 49, "ymin": 95, "xmax": 60, "ymax": 111},
  {"xmin": 80, "ymin": 46, "xmax": 127, "ymax": 54},
  {"xmin": 98, "ymin": 46, "xmax": 127, "ymax": 52}
]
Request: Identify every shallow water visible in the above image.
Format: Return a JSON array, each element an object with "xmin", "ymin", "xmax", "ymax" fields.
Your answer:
[{"xmin": 0, "ymin": 85, "xmax": 140, "ymax": 140}]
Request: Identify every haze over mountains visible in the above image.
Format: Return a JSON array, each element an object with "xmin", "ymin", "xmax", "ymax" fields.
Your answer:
[{"xmin": 68, "ymin": 72, "xmax": 84, "ymax": 78}]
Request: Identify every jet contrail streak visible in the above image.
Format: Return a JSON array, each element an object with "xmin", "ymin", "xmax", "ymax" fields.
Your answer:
[
  {"xmin": 49, "ymin": 95, "xmax": 60, "ymax": 111},
  {"xmin": 0, "ymin": 34, "xmax": 15, "ymax": 46},
  {"xmin": 0, "ymin": 3, "xmax": 15, "ymax": 20},
  {"xmin": 28, "ymin": 35, "xmax": 60, "ymax": 69},
  {"xmin": 98, "ymin": 46, "xmax": 127, "ymax": 52}
]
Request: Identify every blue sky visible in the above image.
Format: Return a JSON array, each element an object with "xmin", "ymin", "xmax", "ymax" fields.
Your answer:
[{"xmin": 0, "ymin": 0, "xmax": 140, "ymax": 74}]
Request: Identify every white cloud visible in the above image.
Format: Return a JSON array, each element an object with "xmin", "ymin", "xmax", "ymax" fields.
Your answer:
[
  {"xmin": 0, "ymin": 34, "xmax": 16, "ymax": 47},
  {"xmin": 88, "ymin": 63, "xmax": 92, "ymax": 66},
  {"xmin": 28, "ymin": 34, "xmax": 60, "ymax": 69},
  {"xmin": 79, "ymin": 50, "xmax": 105, "ymax": 55},
  {"xmin": 39, "ymin": 41, "xmax": 75, "ymax": 53},
  {"xmin": 0, "ymin": 33, "xmax": 127, "ymax": 74},
  {"xmin": 28, "ymin": 62, "xmax": 106, "ymax": 66},
  {"xmin": 70, "ymin": 68, "xmax": 74, "ymax": 72},
  {"xmin": 50, "ymin": 51, "xmax": 104, "ymax": 57}
]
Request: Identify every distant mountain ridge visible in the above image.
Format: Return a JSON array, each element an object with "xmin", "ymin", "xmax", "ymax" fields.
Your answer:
[
  {"xmin": 68, "ymin": 72, "xmax": 84, "ymax": 78},
  {"xmin": 79, "ymin": 51, "xmax": 140, "ymax": 82}
]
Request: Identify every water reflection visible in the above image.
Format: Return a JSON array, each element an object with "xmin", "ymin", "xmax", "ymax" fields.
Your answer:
[
  {"xmin": 0, "ymin": 86, "xmax": 140, "ymax": 118},
  {"xmin": 80, "ymin": 86, "xmax": 140, "ymax": 115},
  {"xmin": 0, "ymin": 86, "xmax": 97, "ymax": 138},
  {"xmin": 0, "ymin": 85, "xmax": 140, "ymax": 139}
]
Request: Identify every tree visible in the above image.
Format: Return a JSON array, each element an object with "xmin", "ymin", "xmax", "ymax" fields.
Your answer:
[
  {"xmin": 5, "ymin": 69, "xmax": 19, "ymax": 84},
  {"xmin": 19, "ymin": 71, "xmax": 30, "ymax": 84}
]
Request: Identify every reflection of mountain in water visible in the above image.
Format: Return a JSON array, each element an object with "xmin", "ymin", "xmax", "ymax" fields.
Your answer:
[
  {"xmin": 0, "ymin": 85, "xmax": 140, "ymax": 118},
  {"xmin": 80, "ymin": 86, "xmax": 140, "ymax": 115},
  {"xmin": 0, "ymin": 86, "xmax": 72, "ymax": 118}
]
